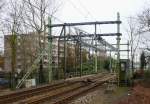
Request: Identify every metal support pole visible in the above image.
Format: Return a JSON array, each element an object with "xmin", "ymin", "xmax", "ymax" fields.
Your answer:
[
  {"xmin": 127, "ymin": 40, "xmax": 130, "ymax": 84},
  {"xmin": 116, "ymin": 12, "xmax": 121, "ymax": 85},
  {"xmin": 48, "ymin": 17, "xmax": 52, "ymax": 82},
  {"xmin": 127, "ymin": 41, "xmax": 129, "ymax": 60},
  {"xmin": 80, "ymin": 42, "xmax": 82, "ymax": 76},
  {"xmin": 89, "ymin": 46, "xmax": 90, "ymax": 60},
  {"xmin": 110, "ymin": 51, "xmax": 112, "ymax": 73},
  {"xmin": 64, "ymin": 26, "xmax": 66, "ymax": 79},
  {"xmin": 75, "ymin": 42, "xmax": 78, "ymax": 76},
  {"xmin": 99, "ymin": 51, "xmax": 101, "ymax": 71},
  {"xmin": 92, "ymin": 37, "xmax": 94, "ymax": 71},
  {"xmin": 95, "ymin": 24, "xmax": 98, "ymax": 73}
]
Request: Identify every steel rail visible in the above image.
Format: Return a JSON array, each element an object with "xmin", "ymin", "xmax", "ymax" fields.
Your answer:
[
  {"xmin": 0, "ymin": 73, "xmax": 108, "ymax": 103},
  {"xmin": 17, "ymin": 73, "xmax": 116, "ymax": 104},
  {"xmin": 0, "ymin": 81, "xmax": 74, "ymax": 103}
]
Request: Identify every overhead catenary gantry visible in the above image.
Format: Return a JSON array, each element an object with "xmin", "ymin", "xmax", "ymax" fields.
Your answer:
[
  {"xmin": 52, "ymin": 32, "xmax": 120, "ymax": 51},
  {"xmin": 47, "ymin": 13, "xmax": 122, "ymax": 79},
  {"xmin": 16, "ymin": 13, "xmax": 122, "ymax": 89}
]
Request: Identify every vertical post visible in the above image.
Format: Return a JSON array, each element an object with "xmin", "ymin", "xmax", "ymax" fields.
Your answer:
[
  {"xmin": 89, "ymin": 46, "xmax": 90, "ymax": 59},
  {"xmin": 79, "ymin": 32, "xmax": 82, "ymax": 76},
  {"xmin": 91, "ymin": 37, "xmax": 94, "ymax": 71},
  {"xmin": 57, "ymin": 37, "xmax": 60, "ymax": 80},
  {"xmin": 127, "ymin": 41, "xmax": 129, "ymax": 60},
  {"xmin": 110, "ymin": 51, "xmax": 112, "ymax": 73},
  {"xmin": 64, "ymin": 26, "xmax": 66, "ymax": 79},
  {"xmin": 135, "ymin": 54, "xmax": 137, "ymax": 69},
  {"xmin": 95, "ymin": 24, "xmax": 97, "ymax": 73},
  {"xmin": 75, "ymin": 42, "xmax": 77, "ymax": 76},
  {"xmin": 80, "ymin": 42, "xmax": 82, "ymax": 76},
  {"xmin": 48, "ymin": 17, "xmax": 52, "ymax": 83},
  {"xmin": 117, "ymin": 12, "xmax": 121, "ymax": 86},
  {"xmin": 127, "ymin": 41, "xmax": 130, "ymax": 83},
  {"xmin": 99, "ymin": 50, "xmax": 101, "ymax": 72}
]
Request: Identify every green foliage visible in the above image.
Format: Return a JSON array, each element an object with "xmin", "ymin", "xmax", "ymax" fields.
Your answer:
[
  {"xmin": 144, "ymin": 70, "xmax": 150, "ymax": 79},
  {"xmin": 82, "ymin": 49, "xmax": 88, "ymax": 62},
  {"xmin": 140, "ymin": 51, "xmax": 146, "ymax": 70},
  {"xmin": 103, "ymin": 59, "xmax": 110, "ymax": 70},
  {"xmin": 74, "ymin": 57, "xmax": 117, "ymax": 74},
  {"xmin": 59, "ymin": 43, "xmax": 118, "ymax": 76}
]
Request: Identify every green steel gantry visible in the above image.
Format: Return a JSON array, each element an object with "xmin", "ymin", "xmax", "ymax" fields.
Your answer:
[{"xmin": 16, "ymin": 13, "xmax": 121, "ymax": 88}]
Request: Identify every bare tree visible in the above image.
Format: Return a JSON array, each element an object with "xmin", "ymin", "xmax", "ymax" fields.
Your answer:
[
  {"xmin": 1, "ymin": 0, "xmax": 25, "ymax": 89},
  {"xmin": 20, "ymin": 0, "xmax": 61, "ymax": 83},
  {"xmin": 138, "ymin": 8, "xmax": 150, "ymax": 32},
  {"xmin": 125, "ymin": 17, "xmax": 141, "ymax": 75},
  {"xmin": 22, "ymin": 0, "xmax": 60, "ymax": 41},
  {"xmin": 0, "ymin": 0, "xmax": 5, "ymax": 10},
  {"xmin": 137, "ymin": 8, "xmax": 150, "ymax": 49}
]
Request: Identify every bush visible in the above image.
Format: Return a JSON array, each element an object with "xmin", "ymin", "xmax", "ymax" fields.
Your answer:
[{"xmin": 144, "ymin": 70, "xmax": 150, "ymax": 79}]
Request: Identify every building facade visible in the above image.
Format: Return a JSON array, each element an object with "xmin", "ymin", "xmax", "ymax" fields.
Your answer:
[
  {"xmin": 4, "ymin": 33, "xmax": 39, "ymax": 72},
  {"xmin": 4, "ymin": 33, "xmax": 107, "ymax": 79}
]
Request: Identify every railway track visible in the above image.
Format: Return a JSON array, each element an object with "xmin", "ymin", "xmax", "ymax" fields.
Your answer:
[
  {"xmin": 0, "ymin": 72, "xmax": 116, "ymax": 104},
  {"xmin": 50, "ymin": 74, "xmax": 116, "ymax": 104}
]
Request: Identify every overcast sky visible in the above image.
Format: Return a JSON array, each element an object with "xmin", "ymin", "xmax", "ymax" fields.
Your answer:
[
  {"xmin": 57, "ymin": 0, "xmax": 148, "ymax": 34},
  {"xmin": 1, "ymin": 0, "xmax": 150, "ymax": 58},
  {"xmin": 59, "ymin": 0, "xmax": 145, "ymax": 22},
  {"xmin": 54, "ymin": 0, "xmax": 149, "ymax": 59}
]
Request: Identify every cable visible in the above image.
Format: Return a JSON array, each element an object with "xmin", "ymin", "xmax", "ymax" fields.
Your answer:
[
  {"xmin": 67, "ymin": 0, "xmax": 86, "ymax": 18},
  {"xmin": 77, "ymin": 0, "xmax": 96, "ymax": 20},
  {"xmin": 67, "ymin": 0, "xmax": 96, "ymax": 21}
]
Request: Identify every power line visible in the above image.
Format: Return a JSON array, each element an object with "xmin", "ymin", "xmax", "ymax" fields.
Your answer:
[
  {"xmin": 77, "ymin": 0, "xmax": 96, "ymax": 20},
  {"xmin": 67, "ymin": 0, "xmax": 96, "ymax": 21},
  {"xmin": 67, "ymin": 0, "xmax": 88, "ymax": 19}
]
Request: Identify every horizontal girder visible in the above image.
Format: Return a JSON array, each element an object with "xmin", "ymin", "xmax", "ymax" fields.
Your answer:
[{"xmin": 49, "ymin": 21, "xmax": 121, "ymax": 27}]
